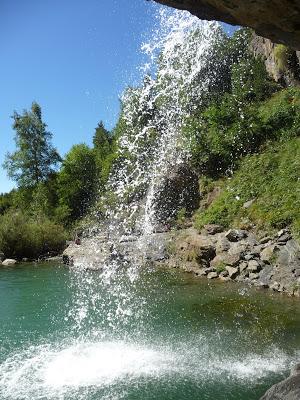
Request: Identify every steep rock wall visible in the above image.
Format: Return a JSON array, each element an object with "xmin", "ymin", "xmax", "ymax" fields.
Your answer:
[{"xmin": 153, "ymin": 0, "xmax": 300, "ymax": 50}]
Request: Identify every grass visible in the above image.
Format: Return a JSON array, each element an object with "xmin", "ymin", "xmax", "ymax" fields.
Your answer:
[{"xmin": 194, "ymin": 137, "xmax": 300, "ymax": 238}]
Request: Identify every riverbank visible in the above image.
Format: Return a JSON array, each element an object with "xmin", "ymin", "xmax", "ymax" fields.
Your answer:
[{"xmin": 62, "ymin": 223, "xmax": 300, "ymax": 297}]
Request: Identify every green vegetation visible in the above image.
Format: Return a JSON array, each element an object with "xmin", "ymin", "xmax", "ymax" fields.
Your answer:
[
  {"xmin": 2, "ymin": 26, "xmax": 300, "ymax": 259},
  {"xmin": 1, "ymin": 104, "xmax": 115, "ymax": 259},
  {"xmin": 4, "ymin": 103, "xmax": 61, "ymax": 187},
  {"xmin": 195, "ymin": 135, "xmax": 300, "ymax": 237},
  {"xmin": 0, "ymin": 210, "xmax": 66, "ymax": 259},
  {"xmin": 274, "ymin": 44, "xmax": 292, "ymax": 72}
]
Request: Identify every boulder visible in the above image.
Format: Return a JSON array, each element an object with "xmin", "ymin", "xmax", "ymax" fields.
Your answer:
[
  {"xmin": 247, "ymin": 259, "xmax": 262, "ymax": 273},
  {"xmin": 207, "ymin": 271, "xmax": 218, "ymax": 279},
  {"xmin": 225, "ymin": 229, "xmax": 247, "ymax": 242},
  {"xmin": 259, "ymin": 236, "xmax": 273, "ymax": 245},
  {"xmin": 260, "ymin": 364, "xmax": 300, "ymax": 399},
  {"xmin": 216, "ymin": 237, "xmax": 230, "ymax": 253},
  {"xmin": 260, "ymin": 245, "xmax": 279, "ymax": 262},
  {"xmin": 211, "ymin": 252, "xmax": 240, "ymax": 268},
  {"xmin": 2, "ymin": 259, "xmax": 17, "ymax": 266},
  {"xmin": 249, "ymin": 272, "xmax": 259, "ymax": 280},
  {"xmin": 243, "ymin": 199, "xmax": 255, "ymax": 208},
  {"xmin": 225, "ymin": 266, "xmax": 239, "ymax": 279},
  {"xmin": 0, "ymin": 252, "xmax": 5, "ymax": 262},
  {"xmin": 202, "ymin": 224, "xmax": 224, "ymax": 235},
  {"xmin": 239, "ymin": 261, "xmax": 248, "ymax": 273}
]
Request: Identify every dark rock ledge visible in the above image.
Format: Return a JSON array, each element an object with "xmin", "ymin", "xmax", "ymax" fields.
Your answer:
[{"xmin": 153, "ymin": 0, "xmax": 300, "ymax": 50}]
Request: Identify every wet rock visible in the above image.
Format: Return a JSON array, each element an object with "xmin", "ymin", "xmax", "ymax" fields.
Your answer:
[
  {"xmin": 260, "ymin": 364, "xmax": 300, "ymax": 400},
  {"xmin": 225, "ymin": 229, "xmax": 247, "ymax": 242},
  {"xmin": 226, "ymin": 266, "xmax": 239, "ymax": 279},
  {"xmin": 0, "ymin": 252, "xmax": 5, "ymax": 262},
  {"xmin": 45, "ymin": 256, "xmax": 63, "ymax": 263},
  {"xmin": 202, "ymin": 224, "xmax": 224, "ymax": 235},
  {"xmin": 2, "ymin": 259, "xmax": 17, "ymax": 266},
  {"xmin": 207, "ymin": 271, "xmax": 218, "ymax": 279}
]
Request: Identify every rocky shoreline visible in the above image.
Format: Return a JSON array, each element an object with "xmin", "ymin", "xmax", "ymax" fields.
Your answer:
[
  {"xmin": 164, "ymin": 225, "xmax": 300, "ymax": 297},
  {"xmin": 63, "ymin": 224, "xmax": 300, "ymax": 297}
]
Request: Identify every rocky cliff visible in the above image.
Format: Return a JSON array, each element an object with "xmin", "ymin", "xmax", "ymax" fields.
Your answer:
[{"xmin": 153, "ymin": 0, "xmax": 300, "ymax": 50}]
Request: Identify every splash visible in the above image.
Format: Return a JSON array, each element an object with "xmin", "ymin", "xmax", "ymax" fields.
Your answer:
[{"xmin": 0, "ymin": 338, "xmax": 298, "ymax": 400}]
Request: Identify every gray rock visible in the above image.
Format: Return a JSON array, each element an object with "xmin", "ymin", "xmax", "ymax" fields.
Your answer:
[
  {"xmin": 225, "ymin": 229, "xmax": 247, "ymax": 242},
  {"xmin": 259, "ymin": 236, "xmax": 273, "ymax": 245},
  {"xmin": 260, "ymin": 245, "xmax": 279, "ymax": 262},
  {"xmin": 216, "ymin": 237, "xmax": 230, "ymax": 253},
  {"xmin": 226, "ymin": 266, "xmax": 239, "ymax": 279},
  {"xmin": 243, "ymin": 199, "xmax": 255, "ymax": 208},
  {"xmin": 211, "ymin": 252, "xmax": 240, "ymax": 268},
  {"xmin": 0, "ymin": 252, "xmax": 5, "ymax": 262},
  {"xmin": 202, "ymin": 224, "xmax": 224, "ymax": 235},
  {"xmin": 249, "ymin": 272, "xmax": 259, "ymax": 280},
  {"xmin": 207, "ymin": 271, "xmax": 218, "ymax": 279},
  {"xmin": 219, "ymin": 270, "xmax": 229, "ymax": 278},
  {"xmin": 270, "ymin": 281, "xmax": 280, "ymax": 291},
  {"xmin": 239, "ymin": 261, "xmax": 248, "ymax": 272},
  {"xmin": 247, "ymin": 259, "xmax": 262, "ymax": 273},
  {"xmin": 2, "ymin": 259, "xmax": 17, "ymax": 266},
  {"xmin": 260, "ymin": 364, "xmax": 300, "ymax": 400}
]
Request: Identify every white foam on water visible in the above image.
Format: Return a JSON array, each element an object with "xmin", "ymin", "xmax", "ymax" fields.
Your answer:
[{"xmin": 0, "ymin": 339, "xmax": 298, "ymax": 399}]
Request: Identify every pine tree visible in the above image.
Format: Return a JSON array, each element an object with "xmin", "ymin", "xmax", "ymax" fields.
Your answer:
[{"xmin": 3, "ymin": 102, "xmax": 61, "ymax": 187}]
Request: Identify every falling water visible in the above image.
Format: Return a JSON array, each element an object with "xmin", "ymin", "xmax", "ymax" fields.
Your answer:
[{"xmin": 102, "ymin": 8, "xmax": 222, "ymax": 238}]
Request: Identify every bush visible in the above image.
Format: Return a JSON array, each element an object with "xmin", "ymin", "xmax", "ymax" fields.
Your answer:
[{"xmin": 0, "ymin": 210, "xmax": 67, "ymax": 259}]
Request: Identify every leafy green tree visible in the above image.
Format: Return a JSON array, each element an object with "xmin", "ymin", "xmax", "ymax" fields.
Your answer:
[
  {"xmin": 3, "ymin": 102, "xmax": 61, "ymax": 188},
  {"xmin": 57, "ymin": 144, "xmax": 96, "ymax": 224}
]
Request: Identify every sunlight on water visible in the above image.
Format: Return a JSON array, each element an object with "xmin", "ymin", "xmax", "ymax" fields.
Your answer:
[{"xmin": 1, "ymin": 337, "xmax": 298, "ymax": 400}]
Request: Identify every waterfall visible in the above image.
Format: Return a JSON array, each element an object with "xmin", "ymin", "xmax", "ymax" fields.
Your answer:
[{"xmin": 96, "ymin": 9, "xmax": 222, "ymax": 240}]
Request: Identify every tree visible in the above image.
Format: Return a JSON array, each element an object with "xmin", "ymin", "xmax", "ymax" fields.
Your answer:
[
  {"xmin": 93, "ymin": 121, "xmax": 111, "ymax": 159},
  {"xmin": 57, "ymin": 144, "xmax": 96, "ymax": 224},
  {"xmin": 3, "ymin": 102, "xmax": 61, "ymax": 188}
]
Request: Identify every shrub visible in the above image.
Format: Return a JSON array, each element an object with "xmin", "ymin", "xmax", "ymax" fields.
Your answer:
[{"xmin": 0, "ymin": 210, "xmax": 67, "ymax": 259}]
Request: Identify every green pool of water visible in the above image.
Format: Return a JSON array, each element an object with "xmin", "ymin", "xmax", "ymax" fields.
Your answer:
[{"xmin": 0, "ymin": 262, "xmax": 300, "ymax": 400}]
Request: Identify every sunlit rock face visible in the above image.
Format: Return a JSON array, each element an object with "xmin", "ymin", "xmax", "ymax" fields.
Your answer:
[
  {"xmin": 250, "ymin": 35, "xmax": 300, "ymax": 86},
  {"xmin": 153, "ymin": 0, "xmax": 300, "ymax": 49}
]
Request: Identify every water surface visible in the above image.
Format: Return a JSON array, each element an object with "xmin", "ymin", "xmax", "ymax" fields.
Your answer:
[{"xmin": 0, "ymin": 263, "xmax": 300, "ymax": 400}]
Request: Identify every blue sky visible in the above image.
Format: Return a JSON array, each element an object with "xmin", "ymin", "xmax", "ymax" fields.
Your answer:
[
  {"xmin": 0, "ymin": 0, "xmax": 159, "ymax": 193},
  {"xmin": 0, "ymin": 0, "xmax": 237, "ymax": 194}
]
